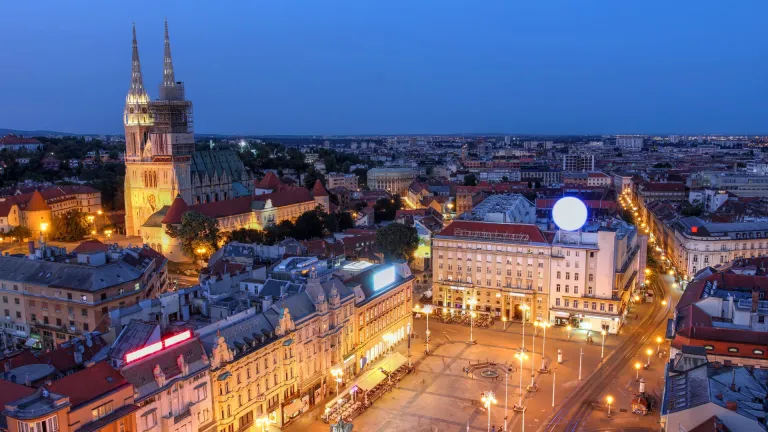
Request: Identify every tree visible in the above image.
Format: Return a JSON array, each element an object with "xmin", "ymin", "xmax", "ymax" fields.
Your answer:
[
  {"xmin": 229, "ymin": 228, "xmax": 267, "ymax": 244},
  {"xmin": 653, "ymin": 162, "xmax": 672, "ymax": 169},
  {"xmin": 464, "ymin": 174, "xmax": 478, "ymax": 187},
  {"xmin": 501, "ymin": 176, "xmax": 509, "ymax": 182},
  {"xmin": 323, "ymin": 212, "xmax": 339, "ymax": 234},
  {"xmin": 376, "ymin": 223, "xmax": 419, "ymax": 261},
  {"xmin": 681, "ymin": 203, "xmax": 704, "ymax": 217},
  {"xmin": 535, "ymin": 181, "xmax": 542, "ymax": 189},
  {"xmin": 165, "ymin": 211, "xmax": 220, "ymax": 257},
  {"xmin": 51, "ymin": 210, "xmax": 90, "ymax": 242},
  {"xmin": 303, "ymin": 169, "xmax": 326, "ymax": 190},
  {"xmin": 336, "ymin": 212, "xmax": 355, "ymax": 231},
  {"xmin": 292, "ymin": 209, "xmax": 326, "ymax": 240},
  {"xmin": 7, "ymin": 225, "xmax": 32, "ymax": 242},
  {"xmin": 373, "ymin": 196, "xmax": 402, "ymax": 223}
]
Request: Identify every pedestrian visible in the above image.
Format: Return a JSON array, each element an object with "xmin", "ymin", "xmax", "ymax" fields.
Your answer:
[{"xmin": 492, "ymin": 426, "xmax": 496, "ymax": 432}]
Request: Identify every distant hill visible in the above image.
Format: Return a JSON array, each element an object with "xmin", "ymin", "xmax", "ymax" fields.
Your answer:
[{"xmin": 0, "ymin": 128, "xmax": 85, "ymax": 137}]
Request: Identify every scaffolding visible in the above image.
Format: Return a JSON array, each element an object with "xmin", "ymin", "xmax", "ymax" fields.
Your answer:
[{"xmin": 149, "ymin": 98, "xmax": 195, "ymax": 155}]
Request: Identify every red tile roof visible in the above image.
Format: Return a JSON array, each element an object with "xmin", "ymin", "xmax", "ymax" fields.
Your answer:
[
  {"xmin": 254, "ymin": 186, "xmax": 313, "ymax": 207},
  {"xmin": 0, "ymin": 380, "xmax": 35, "ymax": 411},
  {"xmin": 191, "ymin": 196, "xmax": 253, "ymax": 219},
  {"xmin": 72, "ymin": 239, "xmax": 108, "ymax": 254},
  {"xmin": 312, "ymin": 180, "xmax": 329, "ymax": 197},
  {"xmin": 161, "ymin": 195, "xmax": 189, "ymax": 224},
  {"xmin": 0, "ymin": 199, "xmax": 18, "ymax": 217},
  {"xmin": 48, "ymin": 361, "xmax": 129, "ymax": 408},
  {"xmin": 640, "ymin": 182, "xmax": 686, "ymax": 192},
  {"xmin": 37, "ymin": 336, "xmax": 109, "ymax": 373},
  {"xmin": 255, "ymin": 172, "xmax": 282, "ymax": 190},
  {"xmin": 438, "ymin": 220, "xmax": 548, "ymax": 243},
  {"xmin": 25, "ymin": 190, "xmax": 49, "ymax": 211}
]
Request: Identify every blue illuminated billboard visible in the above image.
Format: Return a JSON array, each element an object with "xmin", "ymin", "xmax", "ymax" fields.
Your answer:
[{"xmin": 373, "ymin": 266, "xmax": 396, "ymax": 290}]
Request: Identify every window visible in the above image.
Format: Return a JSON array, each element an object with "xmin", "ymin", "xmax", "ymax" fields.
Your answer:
[
  {"xmin": 588, "ymin": 274, "xmax": 593, "ymax": 282},
  {"xmin": 573, "ymin": 300, "xmax": 579, "ymax": 308},
  {"xmin": 142, "ymin": 411, "xmax": 157, "ymax": 429},
  {"xmin": 555, "ymin": 298, "xmax": 561, "ymax": 306},
  {"xmin": 753, "ymin": 349, "xmax": 764, "ymax": 355},
  {"xmin": 556, "ymin": 284, "xmax": 561, "ymax": 292},
  {"xmin": 556, "ymin": 271, "xmax": 561, "ymax": 279},
  {"xmin": 564, "ymin": 299, "xmax": 570, "ymax": 307},
  {"xmin": 92, "ymin": 402, "xmax": 114, "ymax": 420},
  {"xmin": 18, "ymin": 417, "xmax": 58, "ymax": 432},
  {"xmin": 574, "ymin": 273, "xmax": 579, "ymax": 281},
  {"xmin": 727, "ymin": 347, "xmax": 739, "ymax": 353},
  {"xmin": 565, "ymin": 272, "xmax": 570, "ymax": 280},
  {"xmin": 197, "ymin": 384, "xmax": 207, "ymax": 402}
]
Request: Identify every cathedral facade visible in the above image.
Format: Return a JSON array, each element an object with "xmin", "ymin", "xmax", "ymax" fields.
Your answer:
[{"xmin": 123, "ymin": 21, "xmax": 253, "ymax": 238}]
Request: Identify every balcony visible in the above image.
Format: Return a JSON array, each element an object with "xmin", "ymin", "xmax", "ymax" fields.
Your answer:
[{"xmin": 174, "ymin": 408, "xmax": 191, "ymax": 424}]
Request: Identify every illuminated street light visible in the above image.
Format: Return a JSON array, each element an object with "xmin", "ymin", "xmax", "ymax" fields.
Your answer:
[
  {"xmin": 566, "ymin": 324, "xmax": 572, "ymax": 340},
  {"xmin": 646, "ymin": 348, "xmax": 653, "ymax": 366},
  {"xmin": 521, "ymin": 304, "xmax": 530, "ymax": 349},
  {"xmin": 97, "ymin": 209, "xmax": 103, "ymax": 216},
  {"xmin": 635, "ymin": 362, "xmax": 641, "ymax": 380},
  {"xmin": 40, "ymin": 223, "xmax": 48, "ymax": 232},
  {"xmin": 331, "ymin": 367, "xmax": 343, "ymax": 396},
  {"xmin": 467, "ymin": 298, "xmax": 477, "ymax": 344},
  {"xmin": 601, "ymin": 330, "xmax": 607, "ymax": 359},
  {"xmin": 415, "ymin": 304, "xmax": 434, "ymax": 353},
  {"xmin": 656, "ymin": 336, "xmax": 663, "ymax": 353},
  {"xmin": 606, "ymin": 395, "xmax": 614, "ymax": 415},
  {"xmin": 513, "ymin": 350, "xmax": 528, "ymax": 411},
  {"xmin": 502, "ymin": 316, "xmax": 507, "ymax": 330},
  {"xmin": 481, "ymin": 391, "xmax": 497, "ymax": 432}
]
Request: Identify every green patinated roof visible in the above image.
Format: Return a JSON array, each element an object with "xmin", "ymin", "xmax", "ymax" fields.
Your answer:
[
  {"xmin": 142, "ymin": 206, "xmax": 170, "ymax": 228},
  {"xmin": 190, "ymin": 150, "xmax": 247, "ymax": 181}
]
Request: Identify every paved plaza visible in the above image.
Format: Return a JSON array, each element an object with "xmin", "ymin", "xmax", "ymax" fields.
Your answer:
[{"xmin": 284, "ymin": 305, "xmax": 658, "ymax": 432}]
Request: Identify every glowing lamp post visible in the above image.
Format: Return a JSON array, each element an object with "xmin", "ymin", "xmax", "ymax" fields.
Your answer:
[
  {"xmin": 502, "ymin": 316, "xmax": 507, "ymax": 330},
  {"xmin": 520, "ymin": 304, "xmax": 529, "ymax": 349},
  {"xmin": 331, "ymin": 368, "xmax": 343, "ymax": 396},
  {"xmin": 513, "ymin": 350, "xmax": 528, "ymax": 412},
  {"xmin": 634, "ymin": 362, "xmax": 642, "ymax": 380},
  {"xmin": 646, "ymin": 348, "xmax": 653, "ymax": 366},
  {"xmin": 539, "ymin": 321, "xmax": 550, "ymax": 372},
  {"xmin": 606, "ymin": 395, "xmax": 614, "ymax": 415},
  {"xmin": 528, "ymin": 322, "xmax": 538, "ymax": 391},
  {"xmin": 656, "ymin": 336, "xmax": 663, "ymax": 353},
  {"xmin": 481, "ymin": 391, "xmax": 497, "ymax": 432},
  {"xmin": 467, "ymin": 298, "xmax": 477, "ymax": 344},
  {"xmin": 566, "ymin": 324, "xmax": 572, "ymax": 340},
  {"xmin": 415, "ymin": 304, "xmax": 433, "ymax": 354},
  {"xmin": 601, "ymin": 330, "xmax": 607, "ymax": 359}
]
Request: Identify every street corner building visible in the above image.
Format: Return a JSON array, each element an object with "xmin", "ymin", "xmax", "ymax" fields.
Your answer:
[{"xmin": 431, "ymin": 218, "xmax": 646, "ymax": 334}]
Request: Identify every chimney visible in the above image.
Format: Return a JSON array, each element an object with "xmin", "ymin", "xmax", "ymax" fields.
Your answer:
[
  {"xmin": 726, "ymin": 401, "xmax": 738, "ymax": 411},
  {"xmin": 753, "ymin": 288, "xmax": 760, "ymax": 314}
]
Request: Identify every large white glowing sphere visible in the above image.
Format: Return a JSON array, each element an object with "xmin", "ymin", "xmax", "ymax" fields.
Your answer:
[{"xmin": 552, "ymin": 197, "xmax": 587, "ymax": 231}]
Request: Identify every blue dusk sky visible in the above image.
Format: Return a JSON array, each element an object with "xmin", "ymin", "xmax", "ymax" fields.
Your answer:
[{"xmin": 0, "ymin": 1, "xmax": 766, "ymax": 136}]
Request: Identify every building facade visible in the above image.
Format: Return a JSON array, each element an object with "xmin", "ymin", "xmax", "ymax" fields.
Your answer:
[
  {"xmin": 366, "ymin": 168, "xmax": 417, "ymax": 196},
  {"xmin": 325, "ymin": 173, "xmax": 359, "ymax": 191},
  {"xmin": 562, "ymin": 154, "xmax": 595, "ymax": 172},
  {"xmin": 0, "ymin": 247, "xmax": 168, "ymax": 350}
]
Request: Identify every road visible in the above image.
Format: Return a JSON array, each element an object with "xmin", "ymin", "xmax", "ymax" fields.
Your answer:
[{"xmin": 537, "ymin": 279, "xmax": 671, "ymax": 432}]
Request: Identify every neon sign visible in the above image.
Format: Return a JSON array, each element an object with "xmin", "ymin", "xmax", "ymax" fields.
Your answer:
[{"xmin": 125, "ymin": 330, "xmax": 192, "ymax": 363}]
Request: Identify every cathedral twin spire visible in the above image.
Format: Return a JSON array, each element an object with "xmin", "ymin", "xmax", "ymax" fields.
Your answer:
[{"xmin": 129, "ymin": 19, "xmax": 176, "ymax": 101}]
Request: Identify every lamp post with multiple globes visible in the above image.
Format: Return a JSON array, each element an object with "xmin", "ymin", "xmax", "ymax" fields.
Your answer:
[
  {"xmin": 513, "ymin": 350, "xmax": 528, "ymax": 411},
  {"xmin": 520, "ymin": 304, "xmax": 529, "ymax": 349},
  {"xmin": 481, "ymin": 391, "xmax": 497, "ymax": 432},
  {"xmin": 331, "ymin": 368, "xmax": 343, "ymax": 396},
  {"xmin": 467, "ymin": 298, "xmax": 477, "ymax": 344},
  {"xmin": 539, "ymin": 321, "xmax": 550, "ymax": 372}
]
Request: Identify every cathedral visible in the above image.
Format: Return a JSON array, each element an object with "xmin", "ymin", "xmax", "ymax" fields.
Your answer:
[{"xmin": 123, "ymin": 21, "xmax": 253, "ymax": 238}]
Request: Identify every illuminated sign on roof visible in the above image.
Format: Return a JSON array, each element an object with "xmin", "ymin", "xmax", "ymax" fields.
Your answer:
[
  {"xmin": 373, "ymin": 266, "xmax": 396, "ymax": 291},
  {"xmin": 125, "ymin": 330, "xmax": 192, "ymax": 364}
]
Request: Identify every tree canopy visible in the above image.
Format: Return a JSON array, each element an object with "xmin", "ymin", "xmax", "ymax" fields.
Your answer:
[
  {"xmin": 165, "ymin": 211, "xmax": 220, "ymax": 257},
  {"xmin": 373, "ymin": 196, "xmax": 402, "ymax": 223},
  {"xmin": 464, "ymin": 174, "xmax": 478, "ymax": 186},
  {"xmin": 51, "ymin": 210, "xmax": 90, "ymax": 242},
  {"xmin": 375, "ymin": 222, "xmax": 419, "ymax": 261}
]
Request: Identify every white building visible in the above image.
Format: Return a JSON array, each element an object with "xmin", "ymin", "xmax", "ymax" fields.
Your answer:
[
  {"xmin": 121, "ymin": 332, "xmax": 214, "ymax": 432},
  {"xmin": 367, "ymin": 168, "xmax": 418, "ymax": 195},
  {"xmin": 462, "ymin": 194, "xmax": 535, "ymax": 224},
  {"xmin": 562, "ymin": 154, "xmax": 595, "ymax": 172},
  {"xmin": 615, "ymin": 135, "xmax": 644, "ymax": 150}
]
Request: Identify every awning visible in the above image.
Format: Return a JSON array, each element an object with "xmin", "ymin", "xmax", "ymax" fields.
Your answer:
[
  {"xmin": 356, "ymin": 352, "xmax": 408, "ymax": 391},
  {"xmin": 24, "ymin": 338, "xmax": 37, "ymax": 347},
  {"xmin": 283, "ymin": 399, "xmax": 304, "ymax": 418}
]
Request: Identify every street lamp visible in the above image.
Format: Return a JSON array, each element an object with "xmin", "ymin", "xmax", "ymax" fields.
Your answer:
[
  {"xmin": 331, "ymin": 368, "xmax": 343, "ymax": 396},
  {"xmin": 503, "ymin": 362, "xmax": 510, "ymax": 431},
  {"xmin": 662, "ymin": 300, "xmax": 668, "ymax": 306},
  {"xmin": 520, "ymin": 304, "xmax": 530, "ymax": 349},
  {"xmin": 606, "ymin": 395, "xmax": 614, "ymax": 415},
  {"xmin": 256, "ymin": 416, "xmax": 269, "ymax": 432},
  {"xmin": 502, "ymin": 316, "xmax": 507, "ymax": 330},
  {"xmin": 634, "ymin": 362, "xmax": 641, "ymax": 380},
  {"xmin": 539, "ymin": 321, "xmax": 550, "ymax": 372},
  {"xmin": 646, "ymin": 348, "xmax": 653, "ymax": 366},
  {"xmin": 566, "ymin": 324, "xmax": 572, "ymax": 340},
  {"xmin": 656, "ymin": 336, "xmax": 663, "ymax": 353},
  {"xmin": 513, "ymin": 350, "xmax": 528, "ymax": 411},
  {"xmin": 467, "ymin": 298, "xmax": 477, "ymax": 344},
  {"xmin": 422, "ymin": 304, "xmax": 433, "ymax": 354},
  {"xmin": 601, "ymin": 330, "xmax": 607, "ymax": 359},
  {"xmin": 97, "ymin": 209, "xmax": 103, "ymax": 216},
  {"xmin": 528, "ymin": 322, "xmax": 538, "ymax": 391},
  {"xmin": 481, "ymin": 391, "xmax": 497, "ymax": 432}
]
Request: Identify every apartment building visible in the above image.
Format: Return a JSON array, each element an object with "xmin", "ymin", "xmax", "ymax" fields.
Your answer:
[
  {"xmin": 366, "ymin": 168, "xmax": 417, "ymax": 196},
  {"xmin": 325, "ymin": 173, "xmax": 359, "ymax": 191},
  {"xmin": 0, "ymin": 246, "xmax": 168, "ymax": 350}
]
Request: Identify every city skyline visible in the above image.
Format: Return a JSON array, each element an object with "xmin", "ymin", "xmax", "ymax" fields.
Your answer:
[{"xmin": 2, "ymin": 1, "xmax": 768, "ymax": 135}]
